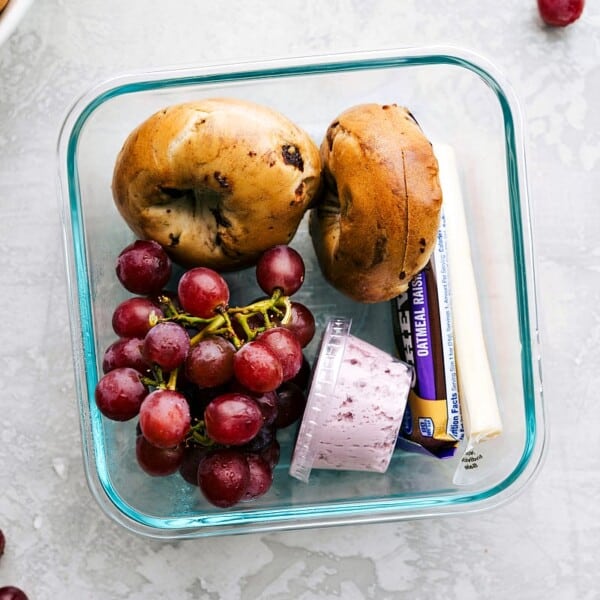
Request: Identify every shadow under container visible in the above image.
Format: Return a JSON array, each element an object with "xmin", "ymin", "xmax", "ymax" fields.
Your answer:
[{"xmin": 57, "ymin": 46, "xmax": 545, "ymax": 539}]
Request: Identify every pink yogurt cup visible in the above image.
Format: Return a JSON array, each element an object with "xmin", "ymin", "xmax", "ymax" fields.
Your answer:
[{"xmin": 289, "ymin": 317, "xmax": 413, "ymax": 482}]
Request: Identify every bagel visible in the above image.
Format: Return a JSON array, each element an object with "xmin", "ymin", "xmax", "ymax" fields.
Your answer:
[
  {"xmin": 112, "ymin": 98, "xmax": 321, "ymax": 270},
  {"xmin": 309, "ymin": 103, "xmax": 442, "ymax": 303}
]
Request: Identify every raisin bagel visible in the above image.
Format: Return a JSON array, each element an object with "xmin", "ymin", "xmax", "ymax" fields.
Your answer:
[
  {"xmin": 112, "ymin": 98, "xmax": 321, "ymax": 270},
  {"xmin": 310, "ymin": 103, "xmax": 442, "ymax": 303}
]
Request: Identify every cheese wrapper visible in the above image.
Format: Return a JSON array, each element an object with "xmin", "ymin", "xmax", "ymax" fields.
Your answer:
[
  {"xmin": 431, "ymin": 144, "xmax": 503, "ymax": 485},
  {"xmin": 435, "ymin": 144, "xmax": 503, "ymax": 446}
]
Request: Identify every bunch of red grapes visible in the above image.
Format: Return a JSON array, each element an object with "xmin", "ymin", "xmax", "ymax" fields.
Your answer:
[{"xmin": 95, "ymin": 240, "xmax": 316, "ymax": 508}]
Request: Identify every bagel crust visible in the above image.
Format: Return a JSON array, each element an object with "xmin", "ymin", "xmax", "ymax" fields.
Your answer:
[
  {"xmin": 310, "ymin": 103, "xmax": 442, "ymax": 303},
  {"xmin": 112, "ymin": 98, "xmax": 321, "ymax": 270}
]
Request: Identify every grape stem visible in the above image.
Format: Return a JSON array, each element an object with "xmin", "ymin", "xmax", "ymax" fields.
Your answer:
[
  {"xmin": 187, "ymin": 419, "xmax": 215, "ymax": 447},
  {"xmin": 166, "ymin": 368, "xmax": 179, "ymax": 391},
  {"xmin": 146, "ymin": 290, "xmax": 292, "ymax": 390},
  {"xmin": 140, "ymin": 366, "xmax": 179, "ymax": 391},
  {"xmin": 156, "ymin": 289, "xmax": 292, "ymax": 350},
  {"xmin": 141, "ymin": 366, "xmax": 166, "ymax": 389}
]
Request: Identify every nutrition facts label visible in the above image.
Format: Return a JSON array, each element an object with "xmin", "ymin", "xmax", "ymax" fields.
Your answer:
[{"xmin": 434, "ymin": 211, "xmax": 463, "ymax": 441}]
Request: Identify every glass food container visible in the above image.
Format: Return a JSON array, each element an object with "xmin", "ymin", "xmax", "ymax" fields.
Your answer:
[{"xmin": 57, "ymin": 47, "xmax": 545, "ymax": 539}]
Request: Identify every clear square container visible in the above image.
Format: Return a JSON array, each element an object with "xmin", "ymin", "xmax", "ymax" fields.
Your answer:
[{"xmin": 57, "ymin": 47, "xmax": 545, "ymax": 538}]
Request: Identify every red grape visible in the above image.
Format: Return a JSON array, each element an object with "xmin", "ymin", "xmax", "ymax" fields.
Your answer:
[
  {"xmin": 197, "ymin": 449, "xmax": 250, "ymax": 508},
  {"xmin": 185, "ymin": 336, "xmax": 235, "ymax": 388},
  {"xmin": 181, "ymin": 380, "xmax": 229, "ymax": 420},
  {"xmin": 112, "ymin": 297, "xmax": 163, "ymax": 338},
  {"xmin": 177, "ymin": 267, "xmax": 230, "ymax": 318},
  {"xmin": 285, "ymin": 302, "xmax": 316, "ymax": 347},
  {"xmin": 143, "ymin": 321, "xmax": 190, "ymax": 371},
  {"xmin": 256, "ymin": 245, "xmax": 305, "ymax": 296},
  {"xmin": 116, "ymin": 239, "xmax": 172, "ymax": 295},
  {"xmin": 179, "ymin": 445, "xmax": 212, "ymax": 486},
  {"xmin": 233, "ymin": 341, "xmax": 283, "ymax": 393},
  {"xmin": 204, "ymin": 393, "xmax": 264, "ymax": 445},
  {"xmin": 538, "ymin": 0, "xmax": 584, "ymax": 26},
  {"xmin": 0, "ymin": 587, "xmax": 29, "ymax": 600},
  {"xmin": 274, "ymin": 381, "xmax": 307, "ymax": 429},
  {"xmin": 251, "ymin": 391, "xmax": 278, "ymax": 426},
  {"xmin": 135, "ymin": 435, "xmax": 184, "ymax": 476},
  {"xmin": 240, "ymin": 424, "xmax": 276, "ymax": 453},
  {"xmin": 256, "ymin": 327, "xmax": 303, "ymax": 381},
  {"xmin": 289, "ymin": 354, "xmax": 312, "ymax": 391},
  {"xmin": 241, "ymin": 454, "xmax": 273, "ymax": 501},
  {"xmin": 95, "ymin": 367, "xmax": 148, "ymax": 421},
  {"xmin": 139, "ymin": 389, "xmax": 191, "ymax": 448},
  {"xmin": 102, "ymin": 337, "xmax": 149, "ymax": 374},
  {"xmin": 229, "ymin": 381, "xmax": 279, "ymax": 426},
  {"xmin": 260, "ymin": 437, "xmax": 281, "ymax": 470}
]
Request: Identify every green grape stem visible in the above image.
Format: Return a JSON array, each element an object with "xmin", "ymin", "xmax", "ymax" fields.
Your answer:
[
  {"xmin": 187, "ymin": 419, "xmax": 215, "ymax": 447},
  {"xmin": 140, "ymin": 365, "xmax": 166, "ymax": 389},
  {"xmin": 157, "ymin": 288, "xmax": 292, "ymax": 350},
  {"xmin": 141, "ymin": 365, "xmax": 179, "ymax": 391},
  {"xmin": 166, "ymin": 368, "xmax": 179, "ymax": 391},
  {"xmin": 144, "ymin": 289, "xmax": 292, "ymax": 393}
]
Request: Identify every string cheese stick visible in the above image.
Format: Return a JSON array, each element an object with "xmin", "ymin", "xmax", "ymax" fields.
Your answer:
[{"xmin": 434, "ymin": 144, "xmax": 502, "ymax": 444}]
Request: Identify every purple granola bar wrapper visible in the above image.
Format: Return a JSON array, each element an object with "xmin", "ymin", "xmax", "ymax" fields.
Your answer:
[
  {"xmin": 391, "ymin": 214, "xmax": 463, "ymax": 458},
  {"xmin": 407, "ymin": 268, "xmax": 437, "ymax": 400}
]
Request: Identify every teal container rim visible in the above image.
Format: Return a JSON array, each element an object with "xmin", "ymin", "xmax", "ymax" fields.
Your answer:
[{"xmin": 57, "ymin": 46, "xmax": 546, "ymax": 539}]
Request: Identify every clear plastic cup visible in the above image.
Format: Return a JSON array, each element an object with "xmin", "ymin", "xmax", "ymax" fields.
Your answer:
[{"xmin": 290, "ymin": 318, "xmax": 414, "ymax": 482}]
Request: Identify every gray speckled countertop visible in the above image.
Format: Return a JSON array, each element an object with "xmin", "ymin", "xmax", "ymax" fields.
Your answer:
[{"xmin": 1, "ymin": 1, "xmax": 598, "ymax": 598}]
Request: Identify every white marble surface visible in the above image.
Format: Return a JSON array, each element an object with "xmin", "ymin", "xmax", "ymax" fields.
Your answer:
[{"xmin": 0, "ymin": 1, "xmax": 598, "ymax": 598}]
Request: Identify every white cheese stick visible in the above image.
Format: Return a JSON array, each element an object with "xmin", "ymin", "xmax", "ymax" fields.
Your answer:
[{"xmin": 434, "ymin": 144, "xmax": 503, "ymax": 445}]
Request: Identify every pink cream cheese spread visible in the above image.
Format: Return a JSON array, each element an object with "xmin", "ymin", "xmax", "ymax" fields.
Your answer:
[{"xmin": 289, "ymin": 318, "xmax": 413, "ymax": 482}]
